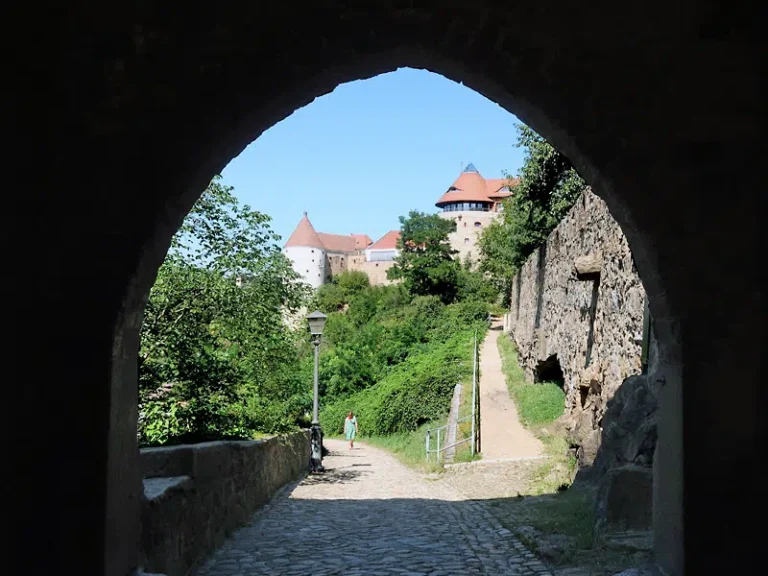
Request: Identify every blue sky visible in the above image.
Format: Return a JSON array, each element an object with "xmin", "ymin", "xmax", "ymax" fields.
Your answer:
[{"xmin": 221, "ymin": 67, "xmax": 526, "ymax": 245}]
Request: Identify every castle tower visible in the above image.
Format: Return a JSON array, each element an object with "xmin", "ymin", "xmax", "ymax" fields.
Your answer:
[
  {"xmin": 283, "ymin": 212, "xmax": 326, "ymax": 289},
  {"xmin": 435, "ymin": 163, "xmax": 516, "ymax": 263}
]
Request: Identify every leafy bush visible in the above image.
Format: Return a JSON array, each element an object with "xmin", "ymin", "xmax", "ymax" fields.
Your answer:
[
  {"xmin": 138, "ymin": 177, "xmax": 311, "ymax": 446},
  {"xmin": 320, "ymin": 328, "xmax": 481, "ymax": 436}
]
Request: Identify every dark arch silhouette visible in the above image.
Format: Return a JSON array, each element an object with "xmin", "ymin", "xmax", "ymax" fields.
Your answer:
[{"xmin": 12, "ymin": 2, "xmax": 760, "ymax": 575}]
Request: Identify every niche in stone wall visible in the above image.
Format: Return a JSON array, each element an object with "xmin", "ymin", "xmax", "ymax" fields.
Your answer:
[
  {"xmin": 584, "ymin": 279, "xmax": 600, "ymax": 368},
  {"xmin": 535, "ymin": 354, "xmax": 565, "ymax": 390}
]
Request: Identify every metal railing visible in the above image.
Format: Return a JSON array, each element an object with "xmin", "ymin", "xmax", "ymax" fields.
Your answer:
[
  {"xmin": 426, "ymin": 329, "xmax": 481, "ymax": 463},
  {"xmin": 425, "ymin": 415, "xmax": 473, "ymax": 462}
]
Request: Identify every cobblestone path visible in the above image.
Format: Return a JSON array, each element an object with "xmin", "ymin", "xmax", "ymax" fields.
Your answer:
[{"xmin": 192, "ymin": 439, "xmax": 552, "ymax": 576}]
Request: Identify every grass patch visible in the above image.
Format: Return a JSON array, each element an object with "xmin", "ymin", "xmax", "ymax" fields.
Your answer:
[
  {"xmin": 356, "ymin": 421, "xmax": 444, "ymax": 473},
  {"xmin": 497, "ymin": 334, "xmax": 565, "ymax": 427},
  {"xmin": 527, "ymin": 433, "xmax": 578, "ymax": 494},
  {"xmin": 485, "ymin": 485, "xmax": 596, "ymax": 565},
  {"xmin": 517, "ymin": 487, "xmax": 595, "ymax": 549},
  {"xmin": 487, "ymin": 484, "xmax": 649, "ymax": 571},
  {"xmin": 496, "ymin": 334, "xmax": 575, "ymax": 494}
]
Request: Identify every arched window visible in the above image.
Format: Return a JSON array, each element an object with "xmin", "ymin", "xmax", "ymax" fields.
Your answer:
[
  {"xmin": 474, "ymin": 221, "xmax": 481, "ymax": 228},
  {"xmin": 464, "ymin": 237, "xmax": 470, "ymax": 245}
]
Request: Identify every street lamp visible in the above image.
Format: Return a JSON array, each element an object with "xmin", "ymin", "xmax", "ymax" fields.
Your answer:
[{"xmin": 307, "ymin": 310, "xmax": 327, "ymax": 473}]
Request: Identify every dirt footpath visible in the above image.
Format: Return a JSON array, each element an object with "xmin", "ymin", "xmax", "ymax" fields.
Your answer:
[{"xmin": 478, "ymin": 324, "xmax": 543, "ymax": 461}]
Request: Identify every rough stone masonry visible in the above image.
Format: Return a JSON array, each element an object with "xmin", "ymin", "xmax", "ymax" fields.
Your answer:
[{"xmin": 504, "ymin": 189, "xmax": 655, "ymax": 469}]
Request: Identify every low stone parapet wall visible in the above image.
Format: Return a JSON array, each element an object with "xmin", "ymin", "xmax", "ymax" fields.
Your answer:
[{"xmin": 139, "ymin": 431, "xmax": 310, "ymax": 576}]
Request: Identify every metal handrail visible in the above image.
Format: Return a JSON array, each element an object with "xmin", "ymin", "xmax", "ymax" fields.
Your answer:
[
  {"xmin": 426, "ymin": 423, "xmax": 450, "ymax": 434},
  {"xmin": 431, "ymin": 437, "xmax": 472, "ymax": 454},
  {"xmin": 425, "ymin": 329, "xmax": 481, "ymax": 463}
]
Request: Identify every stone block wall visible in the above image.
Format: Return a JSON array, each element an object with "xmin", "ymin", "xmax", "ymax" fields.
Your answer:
[
  {"xmin": 139, "ymin": 432, "xmax": 310, "ymax": 576},
  {"xmin": 325, "ymin": 252, "xmax": 350, "ymax": 279},
  {"xmin": 347, "ymin": 258, "xmax": 397, "ymax": 285},
  {"xmin": 505, "ymin": 189, "xmax": 651, "ymax": 467},
  {"xmin": 439, "ymin": 210, "xmax": 498, "ymax": 264}
]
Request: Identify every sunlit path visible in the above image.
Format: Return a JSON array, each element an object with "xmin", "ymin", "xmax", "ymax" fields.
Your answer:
[
  {"xmin": 479, "ymin": 323, "xmax": 544, "ymax": 461},
  {"xmin": 192, "ymin": 439, "xmax": 551, "ymax": 576}
]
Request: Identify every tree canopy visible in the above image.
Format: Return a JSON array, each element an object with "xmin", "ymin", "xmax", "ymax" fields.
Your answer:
[
  {"xmin": 478, "ymin": 124, "xmax": 587, "ymax": 298},
  {"xmin": 387, "ymin": 211, "xmax": 461, "ymax": 303},
  {"xmin": 138, "ymin": 176, "xmax": 311, "ymax": 445}
]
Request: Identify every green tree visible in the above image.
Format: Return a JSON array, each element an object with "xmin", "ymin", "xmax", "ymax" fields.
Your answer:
[
  {"xmin": 138, "ymin": 176, "xmax": 310, "ymax": 445},
  {"xmin": 313, "ymin": 270, "xmax": 371, "ymax": 313},
  {"xmin": 479, "ymin": 124, "xmax": 587, "ymax": 299},
  {"xmin": 387, "ymin": 211, "xmax": 461, "ymax": 303}
]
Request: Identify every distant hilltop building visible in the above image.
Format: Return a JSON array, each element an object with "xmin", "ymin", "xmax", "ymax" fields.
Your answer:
[
  {"xmin": 284, "ymin": 163, "xmax": 515, "ymax": 288},
  {"xmin": 283, "ymin": 212, "xmax": 400, "ymax": 288},
  {"xmin": 436, "ymin": 163, "xmax": 517, "ymax": 262}
]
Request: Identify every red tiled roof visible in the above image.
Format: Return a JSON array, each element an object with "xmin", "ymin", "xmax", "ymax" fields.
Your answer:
[
  {"xmin": 352, "ymin": 234, "xmax": 373, "ymax": 250},
  {"xmin": 368, "ymin": 230, "xmax": 401, "ymax": 251},
  {"xmin": 285, "ymin": 213, "xmax": 372, "ymax": 253},
  {"xmin": 486, "ymin": 177, "xmax": 519, "ymax": 198},
  {"xmin": 284, "ymin": 212, "xmax": 324, "ymax": 249},
  {"xmin": 435, "ymin": 166, "xmax": 518, "ymax": 207},
  {"xmin": 317, "ymin": 232, "xmax": 357, "ymax": 253}
]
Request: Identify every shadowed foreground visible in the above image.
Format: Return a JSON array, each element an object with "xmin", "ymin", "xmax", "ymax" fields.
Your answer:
[{"xmin": 191, "ymin": 439, "xmax": 552, "ymax": 576}]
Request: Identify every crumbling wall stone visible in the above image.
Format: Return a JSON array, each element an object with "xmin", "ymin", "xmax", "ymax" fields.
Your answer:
[{"xmin": 505, "ymin": 189, "xmax": 649, "ymax": 467}]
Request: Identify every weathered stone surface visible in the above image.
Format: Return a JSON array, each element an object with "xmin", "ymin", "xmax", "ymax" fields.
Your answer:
[
  {"xmin": 506, "ymin": 190, "xmax": 650, "ymax": 467},
  {"xmin": 574, "ymin": 252, "xmax": 603, "ymax": 276},
  {"xmin": 590, "ymin": 375, "xmax": 658, "ymax": 480},
  {"xmin": 515, "ymin": 525, "xmax": 578, "ymax": 565},
  {"xmin": 594, "ymin": 465, "xmax": 653, "ymax": 537},
  {"xmin": 602, "ymin": 531, "xmax": 653, "ymax": 553},
  {"xmin": 140, "ymin": 432, "xmax": 310, "ymax": 576}
]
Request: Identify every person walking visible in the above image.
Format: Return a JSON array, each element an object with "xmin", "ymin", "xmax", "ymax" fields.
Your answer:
[{"xmin": 344, "ymin": 411, "xmax": 358, "ymax": 449}]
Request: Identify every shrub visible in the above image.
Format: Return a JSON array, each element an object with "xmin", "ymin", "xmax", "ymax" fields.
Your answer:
[{"xmin": 320, "ymin": 329, "xmax": 479, "ymax": 436}]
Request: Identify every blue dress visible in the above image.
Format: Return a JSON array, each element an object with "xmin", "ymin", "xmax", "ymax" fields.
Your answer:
[{"xmin": 344, "ymin": 416, "xmax": 357, "ymax": 440}]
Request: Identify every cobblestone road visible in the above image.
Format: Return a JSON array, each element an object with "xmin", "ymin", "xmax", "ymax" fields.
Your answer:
[{"xmin": 192, "ymin": 439, "xmax": 552, "ymax": 576}]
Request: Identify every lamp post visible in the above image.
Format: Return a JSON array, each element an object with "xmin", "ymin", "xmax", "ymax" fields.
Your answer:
[{"xmin": 307, "ymin": 310, "xmax": 327, "ymax": 473}]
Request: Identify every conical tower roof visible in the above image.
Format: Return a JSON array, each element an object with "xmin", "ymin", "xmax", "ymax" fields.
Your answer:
[
  {"xmin": 435, "ymin": 163, "xmax": 492, "ymax": 207},
  {"xmin": 284, "ymin": 212, "xmax": 324, "ymax": 249}
]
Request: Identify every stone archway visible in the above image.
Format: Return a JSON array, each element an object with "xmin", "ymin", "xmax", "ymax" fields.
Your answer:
[{"xmin": 12, "ymin": 2, "xmax": 760, "ymax": 575}]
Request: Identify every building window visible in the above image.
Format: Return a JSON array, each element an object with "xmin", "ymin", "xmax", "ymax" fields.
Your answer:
[
  {"xmin": 311, "ymin": 249, "xmax": 314, "ymax": 253},
  {"xmin": 463, "ymin": 222, "xmax": 467, "ymax": 227},
  {"xmin": 474, "ymin": 221, "xmax": 481, "ymax": 228},
  {"xmin": 464, "ymin": 238, "xmax": 470, "ymax": 245},
  {"xmin": 306, "ymin": 270, "xmax": 309, "ymax": 273}
]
